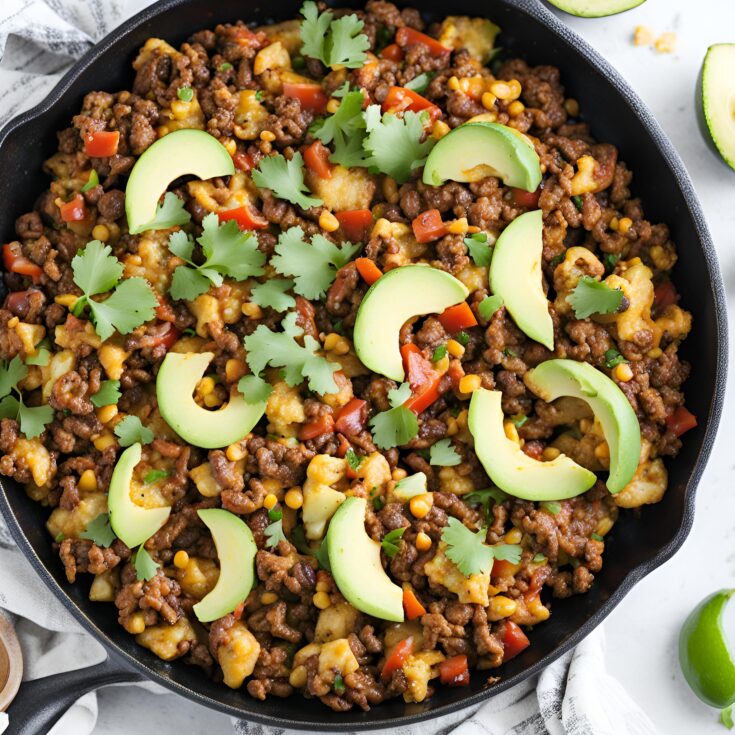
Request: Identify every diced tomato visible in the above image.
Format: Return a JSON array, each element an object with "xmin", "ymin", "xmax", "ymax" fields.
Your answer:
[
  {"xmin": 303, "ymin": 141, "xmax": 333, "ymax": 179},
  {"xmin": 59, "ymin": 193, "xmax": 87, "ymax": 223},
  {"xmin": 501, "ymin": 621, "xmax": 530, "ymax": 662},
  {"xmin": 2, "ymin": 243, "xmax": 43, "ymax": 282},
  {"xmin": 395, "ymin": 27, "xmax": 450, "ymax": 58},
  {"xmin": 218, "ymin": 205, "xmax": 268, "ymax": 230},
  {"xmin": 334, "ymin": 398, "xmax": 368, "ymax": 436},
  {"xmin": 299, "ymin": 414, "xmax": 335, "ymax": 441},
  {"xmin": 149, "ymin": 323, "xmax": 180, "ymax": 351},
  {"xmin": 654, "ymin": 280, "xmax": 677, "ymax": 310},
  {"xmin": 380, "ymin": 43, "xmax": 404, "ymax": 62},
  {"xmin": 282, "ymin": 82, "xmax": 329, "ymax": 114},
  {"xmin": 84, "ymin": 130, "xmax": 120, "ymax": 158},
  {"xmin": 155, "ymin": 296, "xmax": 176, "ymax": 323},
  {"xmin": 381, "ymin": 637, "xmax": 414, "ymax": 681},
  {"xmin": 336, "ymin": 434, "xmax": 351, "ymax": 459},
  {"xmin": 412, "ymin": 209, "xmax": 447, "ymax": 244},
  {"xmin": 511, "ymin": 187, "xmax": 541, "ymax": 209},
  {"xmin": 355, "ymin": 257, "xmax": 383, "ymax": 286},
  {"xmin": 438, "ymin": 655, "xmax": 470, "ymax": 687},
  {"xmin": 491, "ymin": 558, "xmax": 517, "ymax": 580},
  {"xmin": 233, "ymin": 27, "xmax": 268, "ymax": 49},
  {"xmin": 666, "ymin": 406, "xmax": 697, "ymax": 438},
  {"xmin": 335, "ymin": 209, "xmax": 374, "ymax": 242},
  {"xmin": 402, "ymin": 587, "xmax": 426, "ymax": 620},
  {"xmin": 233, "ymin": 150, "xmax": 255, "ymax": 172},
  {"xmin": 401, "ymin": 343, "xmax": 443, "ymax": 414},
  {"xmin": 382, "ymin": 86, "xmax": 441, "ymax": 123},
  {"xmin": 438, "ymin": 302, "xmax": 477, "ymax": 332},
  {"xmin": 447, "ymin": 358, "xmax": 465, "ymax": 390}
]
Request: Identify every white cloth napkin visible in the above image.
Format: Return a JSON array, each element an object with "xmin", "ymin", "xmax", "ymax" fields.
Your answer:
[{"xmin": 0, "ymin": 2, "xmax": 661, "ymax": 733}]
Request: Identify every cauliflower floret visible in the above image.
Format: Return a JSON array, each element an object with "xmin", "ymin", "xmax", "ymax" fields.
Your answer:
[
  {"xmin": 159, "ymin": 93, "xmax": 205, "ymax": 133},
  {"xmin": 614, "ymin": 441, "xmax": 668, "ymax": 508},
  {"xmin": 89, "ymin": 569, "xmax": 119, "ymax": 602},
  {"xmin": 302, "ymin": 455, "xmax": 348, "ymax": 539},
  {"xmin": 136, "ymin": 617, "xmax": 197, "ymax": 661},
  {"xmin": 133, "ymin": 38, "xmax": 179, "ymax": 69},
  {"xmin": 305, "ymin": 165, "xmax": 376, "ymax": 212},
  {"xmin": 253, "ymin": 41, "xmax": 291, "ymax": 75},
  {"xmin": 370, "ymin": 219, "xmax": 427, "ymax": 269},
  {"xmin": 320, "ymin": 370, "xmax": 353, "ymax": 409},
  {"xmin": 553, "ymin": 246, "xmax": 605, "ymax": 316},
  {"xmin": 189, "ymin": 294, "xmax": 219, "ymax": 337},
  {"xmin": 438, "ymin": 16, "xmax": 500, "ymax": 63},
  {"xmin": 402, "ymin": 650, "xmax": 445, "ymax": 703},
  {"xmin": 256, "ymin": 19, "xmax": 302, "ymax": 54},
  {"xmin": 14, "ymin": 322, "xmax": 45, "ymax": 357},
  {"xmin": 318, "ymin": 638, "xmax": 359, "ymax": 677},
  {"xmin": 177, "ymin": 557, "xmax": 220, "ymax": 599},
  {"xmin": 355, "ymin": 451, "xmax": 391, "ymax": 492},
  {"xmin": 97, "ymin": 343, "xmax": 129, "ymax": 381},
  {"xmin": 47, "ymin": 492, "xmax": 108, "ymax": 540},
  {"xmin": 655, "ymin": 304, "xmax": 692, "ymax": 342},
  {"xmin": 424, "ymin": 544, "xmax": 490, "ymax": 605},
  {"xmin": 234, "ymin": 90, "xmax": 270, "ymax": 140},
  {"xmin": 265, "ymin": 381, "xmax": 307, "ymax": 437},
  {"xmin": 437, "ymin": 466, "xmax": 474, "ymax": 496},
  {"xmin": 189, "ymin": 462, "xmax": 223, "ymax": 497},
  {"xmin": 216, "ymin": 621, "xmax": 261, "ymax": 688},
  {"xmin": 8, "ymin": 437, "xmax": 53, "ymax": 487},
  {"xmin": 315, "ymin": 602, "xmax": 360, "ymax": 643}
]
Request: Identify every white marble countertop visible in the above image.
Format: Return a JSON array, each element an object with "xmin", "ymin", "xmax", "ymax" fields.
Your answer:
[{"xmin": 84, "ymin": 1, "xmax": 735, "ymax": 732}]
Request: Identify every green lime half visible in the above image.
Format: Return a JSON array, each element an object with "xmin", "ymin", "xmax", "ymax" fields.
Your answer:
[{"xmin": 679, "ymin": 589, "xmax": 735, "ymax": 708}]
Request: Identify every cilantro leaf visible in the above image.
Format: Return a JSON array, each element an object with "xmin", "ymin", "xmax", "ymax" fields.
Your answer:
[
  {"xmin": 170, "ymin": 266, "xmax": 211, "ymax": 301},
  {"xmin": 237, "ymin": 374, "xmax": 273, "ymax": 403},
  {"xmin": 81, "ymin": 169, "xmax": 99, "ymax": 193},
  {"xmin": 345, "ymin": 448, "xmax": 363, "ymax": 471},
  {"xmin": 249, "ymin": 278, "xmax": 296, "ymax": 313},
  {"xmin": 465, "ymin": 232, "xmax": 493, "ymax": 267},
  {"xmin": 134, "ymin": 192, "xmax": 191, "ymax": 234},
  {"xmin": 369, "ymin": 384, "xmax": 418, "ymax": 450},
  {"xmin": 72, "ymin": 240, "xmax": 123, "ymax": 296},
  {"xmin": 264, "ymin": 518, "xmax": 288, "ymax": 549},
  {"xmin": 25, "ymin": 348, "xmax": 50, "ymax": 367},
  {"xmin": 80, "ymin": 513, "xmax": 116, "ymax": 547},
  {"xmin": 299, "ymin": 1, "xmax": 369, "ymax": 69},
  {"xmin": 87, "ymin": 278, "xmax": 158, "ymax": 341},
  {"xmin": 393, "ymin": 471, "xmax": 427, "ymax": 500},
  {"xmin": 389, "ymin": 382, "xmax": 412, "ymax": 408},
  {"xmin": 442, "ymin": 517, "xmax": 523, "ymax": 576},
  {"xmin": 243, "ymin": 311, "xmax": 340, "ymax": 394},
  {"xmin": 0, "ymin": 357, "xmax": 53, "ymax": 438},
  {"xmin": 271, "ymin": 226, "xmax": 360, "ymax": 299},
  {"xmin": 114, "ymin": 415, "xmax": 154, "ymax": 447},
  {"xmin": 479, "ymin": 294, "xmax": 503, "ymax": 321},
  {"xmin": 464, "ymin": 487, "xmax": 508, "ymax": 518},
  {"xmin": 17, "ymin": 403, "xmax": 54, "ymax": 439},
  {"xmin": 604, "ymin": 348, "xmax": 628, "ymax": 369},
  {"xmin": 252, "ymin": 152, "xmax": 323, "ymax": 210},
  {"xmin": 133, "ymin": 545, "xmax": 159, "ymax": 581},
  {"xmin": 567, "ymin": 276, "xmax": 624, "ymax": 319},
  {"xmin": 362, "ymin": 106, "xmax": 434, "ymax": 184},
  {"xmin": 0, "ymin": 357, "xmax": 27, "ymax": 398},
  {"xmin": 91, "ymin": 380, "xmax": 121, "ymax": 408},
  {"xmin": 404, "ymin": 73, "xmax": 434, "ymax": 94},
  {"xmin": 300, "ymin": 1, "xmax": 333, "ymax": 60},
  {"xmin": 0, "ymin": 396, "xmax": 20, "ymax": 422},
  {"xmin": 311, "ymin": 90, "xmax": 370, "ymax": 168},
  {"xmin": 429, "ymin": 438, "xmax": 461, "ymax": 467},
  {"xmin": 381, "ymin": 527, "xmax": 406, "ymax": 558},
  {"xmin": 144, "ymin": 469, "xmax": 170, "ymax": 484}
]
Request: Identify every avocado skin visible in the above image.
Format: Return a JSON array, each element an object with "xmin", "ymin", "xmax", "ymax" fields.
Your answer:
[{"xmin": 696, "ymin": 46, "xmax": 735, "ymax": 173}]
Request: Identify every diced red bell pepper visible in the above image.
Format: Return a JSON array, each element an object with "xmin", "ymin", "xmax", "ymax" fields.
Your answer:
[
  {"xmin": 282, "ymin": 82, "xmax": 329, "ymax": 114},
  {"xmin": 395, "ymin": 27, "xmax": 450, "ymax": 58},
  {"xmin": 666, "ymin": 406, "xmax": 697, "ymax": 437},
  {"xmin": 59, "ymin": 193, "xmax": 87, "ymax": 223},
  {"xmin": 382, "ymin": 86, "xmax": 441, "ymax": 122},
  {"xmin": 401, "ymin": 343, "xmax": 443, "ymax": 414},
  {"xmin": 380, "ymin": 43, "xmax": 404, "ymax": 62},
  {"xmin": 336, "ymin": 433, "xmax": 351, "ymax": 459},
  {"xmin": 303, "ymin": 141, "xmax": 333, "ymax": 179},
  {"xmin": 501, "ymin": 621, "xmax": 530, "ymax": 662},
  {"xmin": 335, "ymin": 209, "xmax": 374, "ymax": 242},
  {"xmin": 381, "ymin": 637, "xmax": 414, "ymax": 681},
  {"xmin": 438, "ymin": 654, "xmax": 470, "ymax": 687},
  {"xmin": 654, "ymin": 280, "xmax": 677, "ymax": 310},
  {"xmin": 402, "ymin": 587, "xmax": 426, "ymax": 620},
  {"xmin": 233, "ymin": 26, "xmax": 268, "ymax": 49},
  {"xmin": 2, "ymin": 243, "xmax": 43, "ymax": 282},
  {"xmin": 233, "ymin": 150, "xmax": 255, "ymax": 172},
  {"xmin": 299, "ymin": 414, "xmax": 335, "ymax": 441},
  {"xmin": 84, "ymin": 130, "xmax": 120, "ymax": 158},
  {"xmin": 355, "ymin": 257, "xmax": 383, "ymax": 286},
  {"xmin": 412, "ymin": 209, "xmax": 447, "ymax": 244},
  {"xmin": 149, "ymin": 323, "xmax": 180, "ymax": 350},
  {"xmin": 511, "ymin": 187, "xmax": 541, "ymax": 208},
  {"xmin": 438, "ymin": 302, "xmax": 477, "ymax": 332},
  {"xmin": 218, "ymin": 205, "xmax": 268, "ymax": 230},
  {"xmin": 334, "ymin": 398, "xmax": 368, "ymax": 436}
]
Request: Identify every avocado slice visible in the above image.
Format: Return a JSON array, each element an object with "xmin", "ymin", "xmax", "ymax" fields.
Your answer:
[
  {"xmin": 524, "ymin": 359, "xmax": 641, "ymax": 493},
  {"xmin": 108, "ymin": 443, "xmax": 171, "ymax": 548},
  {"xmin": 468, "ymin": 388, "xmax": 596, "ymax": 501},
  {"xmin": 193, "ymin": 509, "xmax": 257, "ymax": 623},
  {"xmin": 156, "ymin": 351, "xmax": 266, "ymax": 449},
  {"xmin": 125, "ymin": 129, "xmax": 234, "ymax": 234},
  {"xmin": 326, "ymin": 496, "xmax": 404, "ymax": 622},
  {"xmin": 422, "ymin": 122, "xmax": 541, "ymax": 191},
  {"xmin": 353, "ymin": 265, "xmax": 468, "ymax": 382},
  {"xmin": 489, "ymin": 209, "xmax": 553, "ymax": 349},
  {"xmin": 546, "ymin": 0, "xmax": 645, "ymax": 16},
  {"xmin": 698, "ymin": 44, "xmax": 735, "ymax": 172}
]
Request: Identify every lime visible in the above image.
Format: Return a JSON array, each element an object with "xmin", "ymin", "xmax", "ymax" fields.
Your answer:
[{"xmin": 679, "ymin": 589, "xmax": 735, "ymax": 708}]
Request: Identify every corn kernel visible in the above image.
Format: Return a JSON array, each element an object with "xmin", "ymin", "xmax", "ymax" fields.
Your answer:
[
  {"xmin": 289, "ymin": 665, "xmax": 308, "ymax": 688},
  {"xmin": 431, "ymin": 120, "xmax": 450, "ymax": 140},
  {"xmin": 261, "ymin": 591, "xmax": 278, "ymax": 605},
  {"xmin": 596, "ymin": 517, "xmax": 614, "ymax": 537},
  {"xmin": 459, "ymin": 374, "xmax": 482, "ymax": 394},
  {"xmin": 609, "ymin": 217, "xmax": 620, "ymax": 232},
  {"xmin": 446, "ymin": 218, "xmax": 469, "ymax": 235},
  {"xmin": 226, "ymin": 441, "xmax": 248, "ymax": 462},
  {"xmin": 618, "ymin": 217, "xmax": 633, "ymax": 234},
  {"xmin": 332, "ymin": 336, "xmax": 350, "ymax": 356},
  {"xmin": 93, "ymin": 431, "xmax": 117, "ymax": 451},
  {"xmin": 594, "ymin": 441, "xmax": 610, "ymax": 460},
  {"xmin": 96, "ymin": 404, "xmax": 118, "ymax": 425},
  {"xmin": 564, "ymin": 98, "xmax": 580, "ymax": 117},
  {"xmin": 613, "ymin": 363, "xmax": 633, "ymax": 382},
  {"xmin": 225, "ymin": 358, "xmax": 247, "ymax": 383},
  {"xmin": 242, "ymin": 302, "xmax": 263, "ymax": 319},
  {"xmin": 203, "ymin": 392, "xmax": 223, "ymax": 408},
  {"xmin": 78, "ymin": 469, "xmax": 97, "ymax": 493},
  {"xmin": 409, "ymin": 493, "xmax": 433, "ymax": 519},
  {"xmin": 542, "ymin": 446, "xmax": 561, "ymax": 461},
  {"xmin": 326, "ymin": 98, "xmax": 341, "ymax": 114},
  {"xmin": 647, "ymin": 347, "xmax": 663, "ymax": 359},
  {"xmin": 434, "ymin": 355, "xmax": 450, "ymax": 374},
  {"xmin": 448, "ymin": 76, "xmax": 461, "ymax": 92},
  {"xmin": 416, "ymin": 532, "xmax": 432, "ymax": 551},
  {"xmin": 285, "ymin": 487, "xmax": 304, "ymax": 509},
  {"xmin": 490, "ymin": 81, "xmax": 512, "ymax": 100},
  {"xmin": 628, "ymin": 257, "xmax": 642, "ymax": 267},
  {"xmin": 313, "ymin": 591, "xmax": 331, "ymax": 609},
  {"xmin": 504, "ymin": 527, "xmax": 522, "ymax": 544},
  {"xmin": 392, "ymin": 468, "xmax": 407, "ymax": 481},
  {"xmin": 260, "ymin": 130, "xmax": 276, "ymax": 142},
  {"xmin": 316, "ymin": 580, "xmax": 330, "ymax": 593},
  {"xmin": 654, "ymin": 32, "xmax": 676, "ymax": 54},
  {"xmin": 197, "ymin": 376, "xmax": 216, "ymax": 397},
  {"xmin": 446, "ymin": 339, "xmax": 465, "ymax": 358},
  {"xmin": 508, "ymin": 100, "xmax": 525, "ymax": 117},
  {"xmin": 323, "ymin": 333, "xmax": 341, "ymax": 351},
  {"xmin": 92, "ymin": 224, "xmax": 110, "ymax": 242},
  {"xmin": 382, "ymin": 175, "xmax": 399, "ymax": 203},
  {"xmin": 173, "ymin": 550, "xmax": 190, "ymax": 569},
  {"xmin": 319, "ymin": 210, "xmax": 340, "ymax": 232},
  {"xmin": 507, "ymin": 79, "xmax": 522, "ymax": 100},
  {"xmin": 127, "ymin": 611, "xmax": 146, "ymax": 635},
  {"xmin": 54, "ymin": 294, "xmax": 78, "ymax": 309},
  {"xmin": 503, "ymin": 420, "xmax": 520, "ymax": 444},
  {"xmin": 633, "ymin": 25, "xmax": 654, "ymax": 47},
  {"xmin": 6, "ymin": 317, "xmax": 18, "ymax": 329},
  {"xmin": 481, "ymin": 92, "xmax": 496, "ymax": 111},
  {"xmin": 446, "ymin": 417, "xmax": 459, "ymax": 437},
  {"xmin": 264, "ymin": 493, "xmax": 278, "ymax": 510},
  {"xmin": 528, "ymin": 598, "xmax": 550, "ymax": 621},
  {"xmin": 222, "ymin": 138, "xmax": 237, "ymax": 156},
  {"xmin": 490, "ymin": 595, "xmax": 517, "ymax": 618},
  {"xmin": 171, "ymin": 99, "xmax": 192, "ymax": 120},
  {"xmin": 579, "ymin": 418, "xmax": 593, "ymax": 434}
]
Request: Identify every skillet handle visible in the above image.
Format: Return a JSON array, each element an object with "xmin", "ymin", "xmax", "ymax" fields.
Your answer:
[{"xmin": 5, "ymin": 655, "xmax": 143, "ymax": 735}]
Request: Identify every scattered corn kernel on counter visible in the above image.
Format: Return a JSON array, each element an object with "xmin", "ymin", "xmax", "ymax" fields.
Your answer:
[{"xmin": 0, "ymin": 0, "xmax": 694, "ymax": 711}]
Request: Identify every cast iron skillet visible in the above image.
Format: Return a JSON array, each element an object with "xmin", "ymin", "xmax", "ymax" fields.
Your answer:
[{"xmin": 0, "ymin": 0, "xmax": 727, "ymax": 732}]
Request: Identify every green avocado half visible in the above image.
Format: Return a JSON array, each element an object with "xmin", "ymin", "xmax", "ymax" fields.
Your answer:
[
  {"xmin": 326, "ymin": 497, "xmax": 404, "ymax": 622},
  {"xmin": 698, "ymin": 44, "xmax": 735, "ymax": 172},
  {"xmin": 468, "ymin": 388, "xmax": 596, "ymax": 501},
  {"xmin": 489, "ymin": 209, "xmax": 554, "ymax": 350},
  {"xmin": 193, "ymin": 509, "xmax": 257, "ymax": 623},
  {"xmin": 156, "ymin": 351, "xmax": 266, "ymax": 449},
  {"xmin": 524, "ymin": 359, "xmax": 641, "ymax": 493},
  {"xmin": 353, "ymin": 265, "xmax": 468, "ymax": 382},
  {"xmin": 422, "ymin": 122, "xmax": 541, "ymax": 191},
  {"xmin": 125, "ymin": 129, "xmax": 234, "ymax": 234},
  {"xmin": 108, "ymin": 442, "xmax": 171, "ymax": 548},
  {"xmin": 546, "ymin": 0, "xmax": 645, "ymax": 17}
]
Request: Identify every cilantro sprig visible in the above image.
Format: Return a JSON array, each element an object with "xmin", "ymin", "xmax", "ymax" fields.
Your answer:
[
  {"xmin": 136, "ymin": 192, "xmax": 191, "ymax": 234},
  {"xmin": 299, "ymin": 1, "xmax": 369, "ymax": 69},
  {"xmin": 264, "ymin": 518, "xmax": 288, "ymax": 549},
  {"xmin": 133, "ymin": 545, "xmax": 159, "ymax": 581},
  {"xmin": 80, "ymin": 512, "xmax": 116, "ymax": 547},
  {"xmin": 249, "ymin": 278, "xmax": 296, "ymax": 313},
  {"xmin": 91, "ymin": 380, "xmax": 121, "ymax": 408},
  {"xmin": 441, "ymin": 517, "xmax": 522, "ymax": 576},
  {"xmin": 237, "ymin": 374, "xmax": 274, "ymax": 403},
  {"xmin": 429, "ymin": 438, "xmax": 461, "ymax": 467},
  {"xmin": 567, "ymin": 276, "xmax": 624, "ymax": 319},
  {"xmin": 114, "ymin": 415, "xmax": 154, "ymax": 447},
  {"xmin": 0, "ymin": 356, "xmax": 54, "ymax": 438},
  {"xmin": 168, "ymin": 213, "xmax": 265, "ymax": 301},
  {"xmin": 252, "ymin": 152, "xmax": 323, "ymax": 210},
  {"xmin": 71, "ymin": 241, "xmax": 157, "ymax": 341},
  {"xmin": 465, "ymin": 232, "xmax": 493, "ymax": 267},
  {"xmin": 311, "ymin": 90, "xmax": 371, "ymax": 168},
  {"xmin": 381, "ymin": 527, "xmax": 406, "ymax": 558},
  {"xmin": 369, "ymin": 382, "xmax": 419, "ymax": 449}
]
